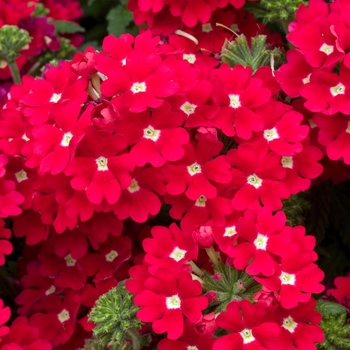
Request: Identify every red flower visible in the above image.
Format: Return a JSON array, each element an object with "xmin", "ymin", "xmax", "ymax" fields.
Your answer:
[
  {"xmin": 227, "ymin": 142, "xmax": 290, "ymax": 211},
  {"xmin": 0, "ymin": 299, "xmax": 10, "ymax": 340},
  {"xmin": 210, "ymin": 64, "xmax": 270, "ymax": 139},
  {"xmin": 134, "ymin": 268, "xmax": 208, "ymax": 340},
  {"xmin": 214, "ymin": 300, "xmax": 280, "ymax": 350},
  {"xmin": 65, "ymin": 127, "xmax": 134, "ymax": 205}
]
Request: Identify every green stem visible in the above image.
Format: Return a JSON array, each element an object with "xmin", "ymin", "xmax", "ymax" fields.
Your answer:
[
  {"xmin": 26, "ymin": 61, "xmax": 41, "ymax": 77},
  {"xmin": 205, "ymin": 246, "xmax": 219, "ymax": 265},
  {"xmin": 8, "ymin": 60, "xmax": 21, "ymax": 84},
  {"xmin": 127, "ymin": 329, "xmax": 142, "ymax": 350},
  {"xmin": 279, "ymin": 19, "xmax": 290, "ymax": 36}
]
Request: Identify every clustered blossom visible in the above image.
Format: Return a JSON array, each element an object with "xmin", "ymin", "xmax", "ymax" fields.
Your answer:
[{"xmin": 2, "ymin": 0, "xmax": 350, "ymax": 348}]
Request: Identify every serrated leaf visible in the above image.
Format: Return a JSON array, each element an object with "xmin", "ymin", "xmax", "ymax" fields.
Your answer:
[
  {"xmin": 106, "ymin": 5, "xmax": 133, "ymax": 37},
  {"xmin": 53, "ymin": 20, "xmax": 85, "ymax": 34},
  {"xmin": 316, "ymin": 301, "xmax": 347, "ymax": 316}
]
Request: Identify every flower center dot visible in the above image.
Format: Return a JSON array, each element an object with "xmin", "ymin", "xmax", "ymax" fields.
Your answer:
[
  {"xmin": 302, "ymin": 74, "xmax": 311, "ymax": 84},
  {"xmin": 50, "ymin": 93, "xmax": 62, "ymax": 103},
  {"xmin": 181, "ymin": 101, "xmax": 197, "ymax": 116},
  {"xmin": 240, "ymin": 328, "xmax": 255, "ymax": 344},
  {"xmin": 319, "ymin": 43, "xmax": 334, "ymax": 55},
  {"xmin": 229, "ymin": 94, "xmax": 241, "ymax": 109},
  {"xmin": 280, "ymin": 271, "xmax": 296, "ymax": 285},
  {"xmin": 281, "ymin": 156, "xmax": 293, "ymax": 169},
  {"xmin": 15, "ymin": 170, "xmax": 28, "ymax": 183},
  {"xmin": 264, "ymin": 127, "xmax": 279, "ymax": 141},
  {"xmin": 131, "ymin": 82, "xmax": 146, "ymax": 93},
  {"xmin": 187, "ymin": 163, "xmax": 201, "ymax": 176},
  {"xmin": 309, "ymin": 119, "xmax": 316, "ymax": 128},
  {"xmin": 96, "ymin": 156, "xmax": 108, "ymax": 171},
  {"xmin": 183, "ymin": 54, "xmax": 196, "ymax": 64},
  {"xmin": 282, "ymin": 316, "xmax": 298, "ymax": 333},
  {"xmin": 45, "ymin": 285, "xmax": 56, "ymax": 296},
  {"xmin": 169, "ymin": 247, "xmax": 187, "ymax": 262},
  {"xmin": 195, "ymin": 195, "xmax": 207, "ymax": 207},
  {"xmin": 166, "ymin": 295, "xmax": 181, "ymax": 309},
  {"xmin": 330, "ymin": 83, "xmax": 345, "ymax": 96},
  {"xmin": 143, "ymin": 126, "xmax": 160, "ymax": 141},
  {"xmin": 224, "ymin": 225, "xmax": 237, "ymax": 237},
  {"xmin": 202, "ymin": 23, "xmax": 213, "ymax": 32},
  {"xmin": 105, "ymin": 250, "xmax": 118, "ymax": 262},
  {"xmin": 61, "ymin": 132, "xmax": 73, "ymax": 147},
  {"xmin": 58, "ymin": 309, "xmax": 70, "ymax": 323},
  {"xmin": 187, "ymin": 347, "xmax": 199, "ymax": 350},
  {"xmin": 254, "ymin": 233, "xmax": 268, "ymax": 250},
  {"xmin": 128, "ymin": 178, "xmax": 140, "ymax": 193},
  {"xmin": 64, "ymin": 254, "xmax": 76, "ymax": 267},
  {"xmin": 247, "ymin": 174, "xmax": 262, "ymax": 189}
]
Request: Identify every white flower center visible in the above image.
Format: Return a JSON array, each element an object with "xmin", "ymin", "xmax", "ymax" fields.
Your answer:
[
  {"xmin": 61, "ymin": 132, "xmax": 73, "ymax": 147},
  {"xmin": 22, "ymin": 134, "xmax": 30, "ymax": 141},
  {"xmin": 121, "ymin": 58, "xmax": 126, "ymax": 66},
  {"xmin": 96, "ymin": 156, "xmax": 108, "ymax": 171},
  {"xmin": 50, "ymin": 93, "xmax": 62, "ymax": 103},
  {"xmin": 282, "ymin": 316, "xmax": 298, "ymax": 333},
  {"xmin": 169, "ymin": 247, "xmax": 187, "ymax": 262},
  {"xmin": 247, "ymin": 174, "xmax": 262, "ymax": 189},
  {"xmin": 280, "ymin": 272, "xmax": 296, "ymax": 285},
  {"xmin": 105, "ymin": 250, "xmax": 118, "ymax": 262},
  {"xmin": 330, "ymin": 83, "xmax": 345, "ymax": 96},
  {"xmin": 224, "ymin": 226, "xmax": 237, "ymax": 237},
  {"xmin": 195, "ymin": 195, "xmax": 207, "ymax": 207},
  {"xmin": 166, "ymin": 295, "xmax": 181, "ymax": 309},
  {"xmin": 183, "ymin": 54, "xmax": 196, "ymax": 64},
  {"xmin": 64, "ymin": 254, "xmax": 76, "ymax": 267},
  {"xmin": 254, "ymin": 233, "xmax": 268, "ymax": 250},
  {"xmin": 240, "ymin": 329, "xmax": 255, "ymax": 344},
  {"xmin": 57, "ymin": 309, "xmax": 70, "ymax": 323},
  {"xmin": 187, "ymin": 163, "xmax": 201, "ymax": 176},
  {"xmin": 131, "ymin": 82, "xmax": 146, "ymax": 93},
  {"xmin": 346, "ymin": 122, "xmax": 350, "ymax": 134},
  {"xmin": 15, "ymin": 169, "xmax": 28, "ymax": 183},
  {"xmin": 202, "ymin": 23, "xmax": 213, "ymax": 32},
  {"xmin": 187, "ymin": 347, "xmax": 199, "ymax": 350},
  {"xmin": 281, "ymin": 156, "xmax": 293, "ymax": 169},
  {"xmin": 309, "ymin": 119, "xmax": 317, "ymax": 128},
  {"xmin": 229, "ymin": 94, "xmax": 241, "ymax": 109},
  {"xmin": 319, "ymin": 43, "xmax": 334, "ymax": 55},
  {"xmin": 128, "ymin": 178, "xmax": 140, "ymax": 193},
  {"xmin": 302, "ymin": 74, "xmax": 311, "ymax": 84},
  {"xmin": 180, "ymin": 101, "xmax": 197, "ymax": 116},
  {"xmin": 45, "ymin": 285, "xmax": 56, "ymax": 296},
  {"xmin": 143, "ymin": 126, "xmax": 160, "ymax": 141},
  {"xmin": 264, "ymin": 127, "xmax": 279, "ymax": 141}
]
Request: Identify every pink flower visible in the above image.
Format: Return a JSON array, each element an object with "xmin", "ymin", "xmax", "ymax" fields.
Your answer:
[{"xmin": 134, "ymin": 268, "xmax": 208, "ymax": 340}]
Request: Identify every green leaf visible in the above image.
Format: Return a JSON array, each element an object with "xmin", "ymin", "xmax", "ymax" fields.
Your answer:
[
  {"xmin": 53, "ymin": 20, "xmax": 85, "ymax": 34},
  {"xmin": 106, "ymin": 4, "xmax": 133, "ymax": 37}
]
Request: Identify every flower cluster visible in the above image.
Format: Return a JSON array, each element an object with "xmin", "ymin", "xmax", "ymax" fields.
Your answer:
[{"xmin": 1, "ymin": 0, "xmax": 350, "ymax": 348}]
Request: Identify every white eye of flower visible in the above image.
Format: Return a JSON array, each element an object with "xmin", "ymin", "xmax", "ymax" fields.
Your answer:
[
  {"xmin": 131, "ymin": 82, "xmax": 146, "ymax": 93},
  {"xmin": 282, "ymin": 316, "xmax": 298, "ymax": 333},
  {"xmin": 187, "ymin": 346, "xmax": 199, "ymax": 350},
  {"xmin": 229, "ymin": 94, "xmax": 241, "ymax": 109},
  {"xmin": 319, "ymin": 43, "xmax": 334, "ymax": 55},
  {"xmin": 202, "ymin": 23, "xmax": 213, "ymax": 32},
  {"xmin": 240, "ymin": 329, "xmax": 255, "ymax": 344},
  {"xmin": 45, "ymin": 285, "xmax": 56, "ymax": 296},
  {"xmin": 247, "ymin": 174, "xmax": 262, "ymax": 189},
  {"xmin": 330, "ymin": 83, "xmax": 345, "ymax": 96},
  {"xmin": 169, "ymin": 247, "xmax": 187, "ymax": 262},
  {"xmin": 254, "ymin": 233, "xmax": 268, "ymax": 250},
  {"xmin": 187, "ymin": 163, "xmax": 201, "ymax": 176},
  {"xmin": 264, "ymin": 128, "xmax": 279, "ymax": 141},
  {"xmin": 346, "ymin": 122, "xmax": 350, "ymax": 134},
  {"xmin": 183, "ymin": 54, "xmax": 196, "ymax": 64},
  {"xmin": 61, "ymin": 132, "xmax": 73, "ymax": 147},
  {"xmin": 15, "ymin": 170, "xmax": 28, "ymax": 183},
  {"xmin": 195, "ymin": 195, "xmax": 207, "ymax": 207},
  {"xmin": 64, "ymin": 254, "xmax": 76, "ymax": 267},
  {"xmin": 50, "ymin": 93, "xmax": 62, "ymax": 103},
  {"xmin": 166, "ymin": 295, "xmax": 181, "ymax": 309},
  {"xmin": 58, "ymin": 309, "xmax": 70, "ymax": 323},
  {"xmin": 143, "ymin": 126, "xmax": 161, "ymax": 141},
  {"xmin": 281, "ymin": 156, "xmax": 293, "ymax": 169},
  {"xmin": 302, "ymin": 74, "xmax": 311, "ymax": 84},
  {"xmin": 180, "ymin": 101, "xmax": 197, "ymax": 116},
  {"xmin": 96, "ymin": 156, "xmax": 108, "ymax": 171},
  {"xmin": 105, "ymin": 250, "xmax": 118, "ymax": 262},
  {"xmin": 224, "ymin": 226, "xmax": 237, "ymax": 237},
  {"xmin": 309, "ymin": 119, "xmax": 316, "ymax": 129},
  {"xmin": 128, "ymin": 178, "xmax": 140, "ymax": 193},
  {"xmin": 280, "ymin": 272, "xmax": 296, "ymax": 285}
]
